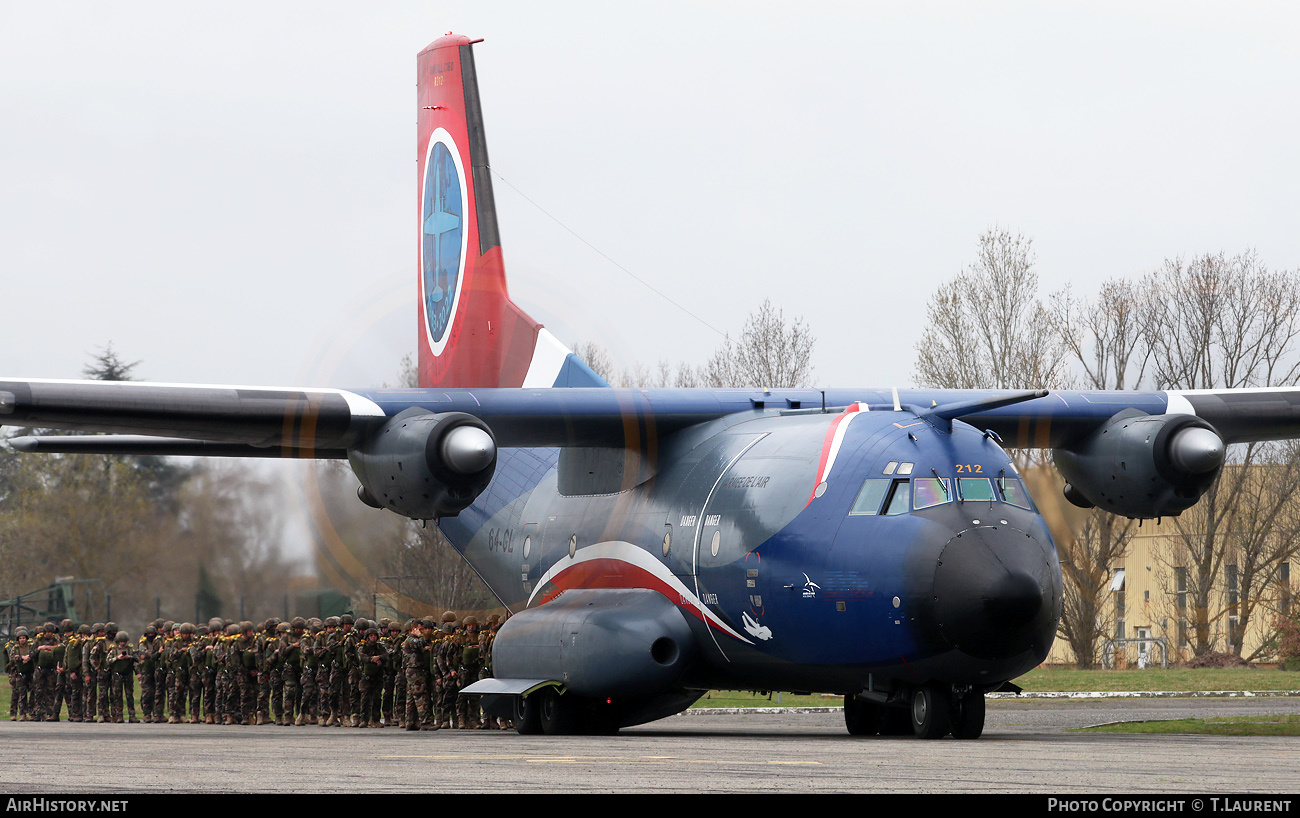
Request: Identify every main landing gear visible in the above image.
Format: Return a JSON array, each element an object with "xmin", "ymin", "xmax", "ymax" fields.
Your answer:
[
  {"xmin": 515, "ymin": 688, "xmax": 619, "ymax": 736},
  {"xmin": 845, "ymin": 684, "xmax": 985, "ymax": 740}
]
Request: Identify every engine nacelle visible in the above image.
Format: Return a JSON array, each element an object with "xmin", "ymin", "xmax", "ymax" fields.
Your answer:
[
  {"xmin": 493, "ymin": 589, "xmax": 697, "ymax": 700},
  {"xmin": 348, "ymin": 408, "xmax": 496, "ymax": 519},
  {"xmin": 1053, "ymin": 410, "xmax": 1225, "ymax": 519}
]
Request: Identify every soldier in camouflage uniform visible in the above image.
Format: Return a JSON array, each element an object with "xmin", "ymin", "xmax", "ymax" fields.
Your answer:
[
  {"xmin": 317, "ymin": 617, "xmax": 340, "ymax": 726},
  {"xmin": 253, "ymin": 619, "xmax": 278, "ymax": 725},
  {"xmin": 82, "ymin": 624, "xmax": 105, "ymax": 722},
  {"xmin": 169, "ymin": 624, "xmax": 198, "ymax": 723},
  {"xmin": 379, "ymin": 619, "xmax": 399, "ymax": 726},
  {"xmin": 7, "ymin": 628, "xmax": 36, "ymax": 721},
  {"xmin": 52, "ymin": 620, "xmax": 73, "ymax": 720},
  {"xmin": 137, "ymin": 627, "xmax": 159, "ymax": 722},
  {"xmin": 62, "ymin": 624, "xmax": 89, "ymax": 723},
  {"xmin": 200, "ymin": 619, "xmax": 223, "ymax": 724},
  {"xmin": 299, "ymin": 619, "xmax": 322, "ymax": 725},
  {"xmin": 4, "ymin": 631, "xmax": 20, "ymax": 720},
  {"xmin": 155, "ymin": 621, "xmax": 173, "ymax": 722},
  {"xmin": 232, "ymin": 621, "xmax": 258, "ymax": 724},
  {"xmin": 339, "ymin": 614, "xmax": 360, "ymax": 726},
  {"xmin": 402, "ymin": 618, "xmax": 434, "ymax": 731},
  {"xmin": 106, "ymin": 631, "xmax": 140, "ymax": 723},
  {"xmin": 356, "ymin": 627, "xmax": 386, "ymax": 727},
  {"xmin": 391, "ymin": 621, "xmax": 409, "ymax": 728},
  {"xmin": 434, "ymin": 618, "xmax": 462, "ymax": 728},
  {"xmin": 87, "ymin": 624, "xmax": 112, "ymax": 722},
  {"xmin": 454, "ymin": 616, "xmax": 483, "ymax": 729},
  {"xmin": 33, "ymin": 623, "xmax": 60, "ymax": 721},
  {"xmin": 280, "ymin": 619, "xmax": 306, "ymax": 725}
]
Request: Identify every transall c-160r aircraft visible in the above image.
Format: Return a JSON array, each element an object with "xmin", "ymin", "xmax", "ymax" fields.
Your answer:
[{"xmin": 4, "ymin": 34, "xmax": 1296, "ymax": 739}]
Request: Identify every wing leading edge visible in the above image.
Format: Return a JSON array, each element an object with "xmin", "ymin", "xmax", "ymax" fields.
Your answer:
[{"xmin": 6, "ymin": 380, "xmax": 1300, "ymax": 458}]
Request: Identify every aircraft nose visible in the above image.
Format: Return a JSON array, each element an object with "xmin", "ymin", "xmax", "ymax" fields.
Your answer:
[{"xmin": 931, "ymin": 523, "xmax": 1057, "ymax": 662}]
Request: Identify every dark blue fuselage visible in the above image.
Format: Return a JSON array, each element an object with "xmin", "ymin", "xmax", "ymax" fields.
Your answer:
[{"xmin": 435, "ymin": 403, "xmax": 1062, "ymax": 697}]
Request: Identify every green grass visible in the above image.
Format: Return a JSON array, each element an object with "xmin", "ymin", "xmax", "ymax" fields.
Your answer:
[
  {"xmin": 691, "ymin": 690, "xmax": 841, "ymax": 708},
  {"xmin": 1076, "ymin": 714, "xmax": 1300, "ymax": 736},
  {"xmin": 1014, "ymin": 667, "xmax": 1300, "ymax": 693},
  {"xmin": 686, "ymin": 669, "xmax": 1300, "ymax": 711}
]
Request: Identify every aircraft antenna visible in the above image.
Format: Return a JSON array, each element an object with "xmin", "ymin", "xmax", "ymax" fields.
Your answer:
[{"xmin": 491, "ymin": 168, "xmax": 726, "ymax": 339}]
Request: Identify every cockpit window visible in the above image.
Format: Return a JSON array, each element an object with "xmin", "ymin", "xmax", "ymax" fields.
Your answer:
[
  {"xmin": 997, "ymin": 477, "xmax": 1035, "ymax": 510},
  {"xmin": 912, "ymin": 477, "xmax": 951, "ymax": 509},
  {"xmin": 882, "ymin": 479, "xmax": 911, "ymax": 515},
  {"xmin": 958, "ymin": 478, "xmax": 996, "ymax": 502},
  {"xmin": 849, "ymin": 478, "xmax": 891, "ymax": 516}
]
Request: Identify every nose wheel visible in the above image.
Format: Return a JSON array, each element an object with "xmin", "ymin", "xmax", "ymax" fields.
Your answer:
[
  {"xmin": 950, "ymin": 689, "xmax": 986, "ymax": 739},
  {"xmin": 910, "ymin": 684, "xmax": 952, "ymax": 739}
]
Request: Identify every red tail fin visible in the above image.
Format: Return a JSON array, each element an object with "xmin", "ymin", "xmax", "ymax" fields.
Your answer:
[{"xmin": 417, "ymin": 35, "xmax": 604, "ymax": 389}]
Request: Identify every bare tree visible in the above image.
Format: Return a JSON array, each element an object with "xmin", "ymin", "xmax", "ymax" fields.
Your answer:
[
  {"xmin": 1047, "ymin": 277, "xmax": 1153, "ymax": 666},
  {"xmin": 1146, "ymin": 251, "xmax": 1300, "ymax": 658},
  {"xmin": 1050, "ymin": 277, "xmax": 1153, "ymax": 392},
  {"xmin": 915, "ymin": 228, "xmax": 1067, "ymax": 391},
  {"xmin": 574, "ymin": 300, "xmax": 814, "ymax": 389},
  {"xmin": 701, "ymin": 299, "xmax": 816, "ymax": 388}
]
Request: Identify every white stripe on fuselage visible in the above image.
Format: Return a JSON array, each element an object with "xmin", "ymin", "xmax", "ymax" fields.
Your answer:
[{"xmin": 527, "ymin": 539, "xmax": 752, "ymax": 644}]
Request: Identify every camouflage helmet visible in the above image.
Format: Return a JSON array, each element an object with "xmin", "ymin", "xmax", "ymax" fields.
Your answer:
[
  {"xmin": 77, "ymin": 624, "xmax": 91, "ymax": 635},
  {"xmin": 291, "ymin": 617, "xmax": 306, "ymax": 629},
  {"xmin": 208, "ymin": 617, "xmax": 224, "ymax": 630},
  {"xmin": 144, "ymin": 626, "xmax": 157, "ymax": 638},
  {"xmin": 441, "ymin": 611, "xmax": 457, "ymax": 624},
  {"xmin": 61, "ymin": 619, "xmax": 74, "ymax": 632},
  {"xmin": 13, "ymin": 627, "xmax": 28, "ymax": 638},
  {"xmin": 365, "ymin": 628, "xmax": 379, "ymax": 639},
  {"xmin": 462, "ymin": 615, "xmax": 479, "ymax": 628},
  {"xmin": 92, "ymin": 623, "xmax": 106, "ymax": 634},
  {"xmin": 44, "ymin": 622, "xmax": 57, "ymax": 633},
  {"xmin": 277, "ymin": 622, "xmax": 290, "ymax": 633},
  {"xmin": 420, "ymin": 618, "xmax": 437, "ymax": 631},
  {"xmin": 115, "ymin": 631, "xmax": 130, "ymax": 642},
  {"xmin": 180, "ymin": 623, "xmax": 195, "ymax": 634},
  {"xmin": 340, "ymin": 614, "xmax": 354, "ymax": 626},
  {"xmin": 225, "ymin": 623, "xmax": 240, "ymax": 636},
  {"xmin": 324, "ymin": 617, "xmax": 340, "ymax": 628}
]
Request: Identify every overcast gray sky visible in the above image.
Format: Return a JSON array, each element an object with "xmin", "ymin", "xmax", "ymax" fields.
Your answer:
[{"xmin": 3, "ymin": 1, "xmax": 1298, "ymax": 392}]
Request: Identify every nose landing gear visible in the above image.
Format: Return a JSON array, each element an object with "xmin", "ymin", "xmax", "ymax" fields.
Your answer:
[{"xmin": 846, "ymin": 684, "xmax": 986, "ymax": 740}]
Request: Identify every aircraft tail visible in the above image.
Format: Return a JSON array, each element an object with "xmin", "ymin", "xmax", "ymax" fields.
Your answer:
[{"xmin": 417, "ymin": 34, "xmax": 605, "ymax": 389}]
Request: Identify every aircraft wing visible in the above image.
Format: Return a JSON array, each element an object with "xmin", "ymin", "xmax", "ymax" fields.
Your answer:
[
  {"xmin": 0, "ymin": 379, "xmax": 385, "ymax": 456},
  {"xmin": 7, "ymin": 380, "xmax": 1300, "ymax": 457}
]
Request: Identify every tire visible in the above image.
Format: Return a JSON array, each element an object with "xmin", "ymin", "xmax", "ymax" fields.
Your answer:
[
  {"xmin": 910, "ymin": 685, "xmax": 952, "ymax": 740},
  {"xmin": 843, "ymin": 694, "xmax": 881, "ymax": 736},
  {"xmin": 539, "ymin": 687, "xmax": 579, "ymax": 735},
  {"xmin": 514, "ymin": 692, "xmax": 542, "ymax": 735},
  {"xmin": 950, "ymin": 690, "xmax": 985, "ymax": 740}
]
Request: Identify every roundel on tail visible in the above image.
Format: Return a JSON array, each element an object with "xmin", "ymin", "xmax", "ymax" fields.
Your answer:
[{"xmin": 420, "ymin": 128, "xmax": 469, "ymax": 357}]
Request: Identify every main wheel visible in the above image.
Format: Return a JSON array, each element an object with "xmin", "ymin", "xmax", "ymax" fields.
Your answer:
[
  {"xmin": 539, "ymin": 687, "xmax": 580, "ymax": 735},
  {"xmin": 910, "ymin": 684, "xmax": 952, "ymax": 740},
  {"xmin": 514, "ymin": 692, "xmax": 542, "ymax": 735},
  {"xmin": 843, "ymin": 694, "xmax": 880, "ymax": 736},
  {"xmin": 950, "ymin": 690, "xmax": 985, "ymax": 740}
]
